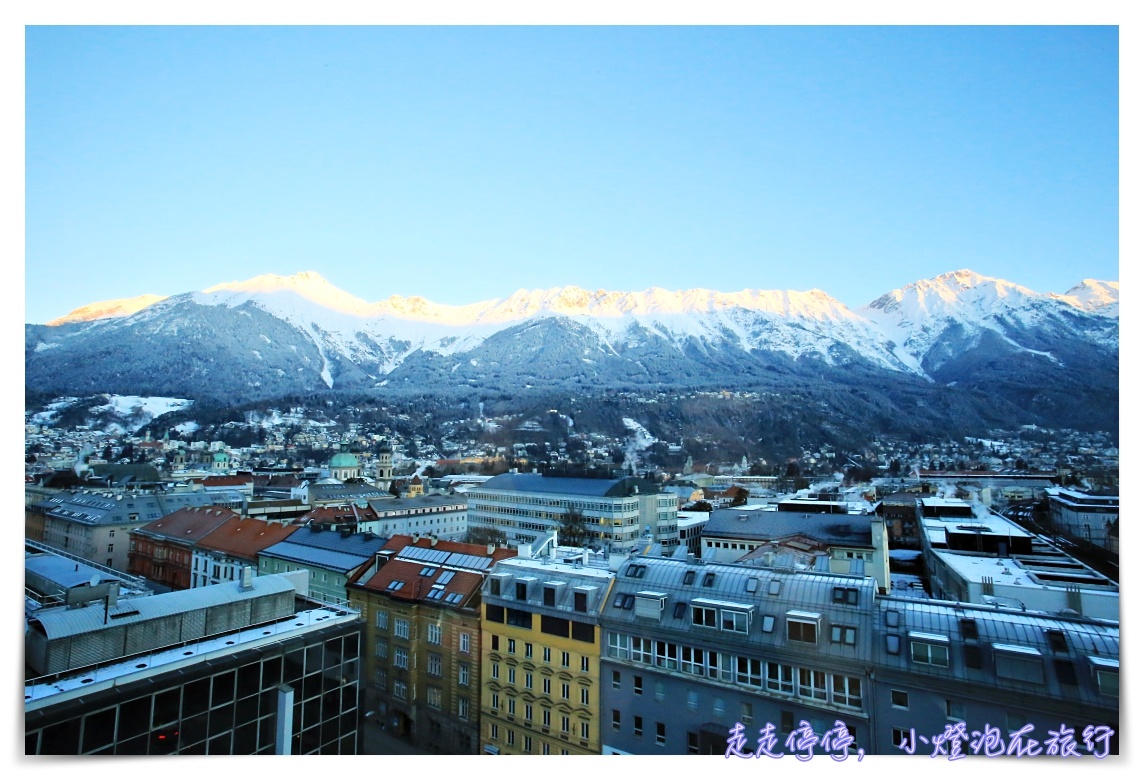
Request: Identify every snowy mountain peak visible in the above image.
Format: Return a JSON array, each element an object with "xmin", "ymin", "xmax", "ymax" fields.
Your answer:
[
  {"xmin": 46, "ymin": 294, "xmax": 168, "ymax": 326},
  {"xmin": 199, "ymin": 271, "xmax": 373, "ymax": 315},
  {"xmin": 1052, "ymin": 279, "xmax": 1119, "ymax": 315}
]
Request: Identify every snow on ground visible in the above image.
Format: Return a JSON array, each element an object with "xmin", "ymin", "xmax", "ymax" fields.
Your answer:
[
  {"xmin": 93, "ymin": 395, "xmax": 193, "ymax": 418},
  {"xmin": 174, "ymin": 421, "xmax": 200, "ymax": 435}
]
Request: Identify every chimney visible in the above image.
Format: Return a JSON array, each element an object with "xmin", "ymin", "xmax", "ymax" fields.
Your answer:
[
  {"xmin": 430, "ymin": 534, "xmax": 438, "ymax": 547},
  {"xmin": 487, "ymin": 543, "xmax": 495, "ymax": 555},
  {"xmin": 241, "ymin": 566, "xmax": 254, "ymax": 590},
  {"xmin": 413, "ymin": 532, "xmax": 421, "ymax": 543}
]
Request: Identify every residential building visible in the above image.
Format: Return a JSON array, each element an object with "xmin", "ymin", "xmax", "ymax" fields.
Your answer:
[
  {"xmin": 192, "ymin": 515, "xmax": 299, "ymax": 588},
  {"xmin": 347, "ymin": 535, "xmax": 516, "ymax": 753},
  {"xmin": 466, "ymin": 472, "xmax": 679, "ymax": 554},
  {"xmin": 258, "ymin": 526, "xmax": 388, "ymax": 604},
  {"xmin": 128, "ymin": 507, "xmax": 239, "ymax": 589},
  {"xmin": 25, "ymin": 571, "xmax": 363, "ymax": 755},
  {"xmin": 597, "ymin": 554, "xmax": 1118, "ymax": 756},
  {"xmin": 480, "ymin": 535, "xmax": 616, "ymax": 755},
  {"xmin": 363, "ymin": 496, "xmax": 468, "ymax": 540},
  {"xmin": 27, "ymin": 487, "xmax": 233, "ymax": 571}
]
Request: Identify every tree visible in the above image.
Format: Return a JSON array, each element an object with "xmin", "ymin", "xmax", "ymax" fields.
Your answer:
[
  {"xmin": 463, "ymin": 526, "xmax": 508, "ymax": 547},
  {"xmin": 559, "ymin": 508, "xmax": 593, "ymax": 547}
]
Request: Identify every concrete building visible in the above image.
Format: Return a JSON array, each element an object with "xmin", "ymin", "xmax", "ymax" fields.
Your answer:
[
  {"xmin": 465, "ymin": 472, "xmax": 679, "ymax": 554},
  {"xmin": 918, "ymin": 498, "xmax": 1119, "ymax": 620},
  {"xmin": 700, "ymin": 506, "xmax": 891, "ymax": 593},
  {"xmin": 351, "ymin": 496, "xmax": 469, "ymax": 541},
  {"xmin": 479, "ymin": 535, "xmax": 616, "ymax": 755},
  {"xmin": 25, "ymin": 571, "xmax": 364, "ymax": 755},
  {"xmin": 191, "ymin": 515, "xmax": 299, "ymax": 588},
  {"xmin": 128, "ymin": 507, "xmax": 239, "ymax": 589},
  {"xmin": 1046, "ymin": 487, "xmax": 1119, "ymax": 549}
]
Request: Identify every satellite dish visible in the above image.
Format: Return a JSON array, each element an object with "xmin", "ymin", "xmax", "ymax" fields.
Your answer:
[{"xmin": 89, "ymin": 575, "xmax": 101, "ymax": 587}]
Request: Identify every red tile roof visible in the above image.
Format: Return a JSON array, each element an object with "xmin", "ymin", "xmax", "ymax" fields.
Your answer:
[
  {"xmin": 196, "ymin": 516, "xmax": 300, "ymax": 560},
  {"xmin": 132, "ymin": 506, "xmax": 239, "ymax": 544}
]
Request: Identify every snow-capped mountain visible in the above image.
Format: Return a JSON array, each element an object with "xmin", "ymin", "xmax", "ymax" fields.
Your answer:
[
  {"xmin": 25, "ymin": 269, "xmax": 1118, "ymax": 434},
  {"xmin": 47, "ymin": 293, "xmax": 168, "ymax": 326}
]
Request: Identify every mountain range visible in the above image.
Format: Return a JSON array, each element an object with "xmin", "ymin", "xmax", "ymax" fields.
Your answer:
[{"xmin": 25, "ymin": 270, "xmax": 1119, "ymax": 443}]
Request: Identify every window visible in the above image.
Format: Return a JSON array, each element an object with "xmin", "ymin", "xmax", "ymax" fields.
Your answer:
[
  {"xmin": 911, "ymin": 640, "xmax": 950, "ymax": 667},
  {"xmin": 543, "ymin": 709, "xmax": 551, "ymax": 727},
  {"xmin": 427, "ymin": 624, "xmax": 442, "ymax": 645},
  {"xmin": 687, "ymin": 690, "xmax": 698, "ymax": 711},
  {"xmin": 798, "ymin": 668, "xmax": 827, "ymax": 701},
  {"xmin": 508, "ymin": 667, "xmax": 516, "ymax": 685},
  {"xmin": 525, "ymin": 642, "xmax": 533, "ymax": 659},
  {"xmin": 832, "ymin": 587, "xmax": 859, "ymax": 605},
  {"xmin": 376, "ymin": 611, "xmax": 389, "ymax": 630},
  {"xmin": 687, "ymin": 731, "xmax": 699, "ymax": 754},
  {"xmin": 395, "ymin": 619, "xmax": 409, "ymax": 639},
  {"xmin": 574, "ymin": 591, "xmax": 588, "ymax": 612},
  {"xmin": 491, "ymin": 663, "xmax": 499, "ymax": 679},
  {"xmin": 683, "ymin": 570, "xmax": 696, "ymax": 585},
  {"xmin": 394, "ymin": 680, "xmax": 407, "ymax": 700},
  {"xmin": 581, "ymin": 655, "xmax": 590, "ymax": 673},
  {"xmin": 459, "ymin": 664, "xmax": 470, "ymax": 686},
  {"xmin": 375, "ymin": 638, "xmax": 388, "ymax": 659},
  {"xmin": 994, "ymin": 645, "xmax": 1044, "ymax": 683},
  {"xmin": 561, "ymin": 715, "xmax": 570, "ymax": 734},
  {"xmin": 524, "ymin": 735, "xmax": 533, "ymax": 753},
  {"xmin": 508, "ymin": 638, "xmax": 516, "ymax": 654},
  {"xmin": 107, "ymin": 543, "xmax": 114, "ymax": 553},
  {"xmin": 946, "ymin": 700, "xmax": 965, "ymax": 721},
  {"xmin": 721, "ymin": 609, "xmax": 749, "ymax": 633},
  {"xmin": 713, "ymin": 696, "xmax": 725, "ymax": 716},
  {"xmin": 787, "ymin": 618, "xmax": 818, "ymax": 644},
  {"xmin": 490, "ymin": 723, "xmax": 499, "ymax": 741},
  {"xmin": 491, "ymin": 635, "xmax": 499, "ymax": 651},
  {"xmin": 612, "ymin": 710, "xmax": 621, "ymax": 730},
  {"xmin": 544, "ymin": 586, "xmax": 556, "ymax": 606},
  {"xmin": 543, "ymin": 647, "xmax": 551, "ymax": 663},
  {"xmin": 736, "ymin": 657, "xmax": 763, "ymax": 686},
  {"xmin": 656, "ymin": 722, "xmax": 666, "ymax": 746},
  {"xmin": 459, "ymin": 632, "xmax": 470, "ymax": 653},
  {"xmin": 525, "ymin": 672, "xmax": 533, "ymax": 689},
  {"xmin": 655, "ymin": 682, "xmax": 665, "ymax": 701},
  {"xmin": 766, "ymin": 662, "xmax": 794, "ymax": 694},
  {"xmin": 561, "ymin": 683, "xmax": 570, "ymax": 700},
  {"xmin": 1096, "ymin": 668, "xmax": 1119, "ymax": 697},
  {"xmin": 581, "ymin": 721, "xmax": 590, "ymax": 740},
  {"xmin": 516, "ymin": 582, "xmax": 528, "ymax": 600},
  {"xmin": 508, "ymin": 698, "xmax": 516, "ymax": 716},
  {"xmin": 892, "ymin": 726, "xmax": 911, "ymax": 748},
  {"xmin": 692, "ymin": 606, "xmax": 717, "ymax": 627},
  {"xmin": 612, "ymin": 670, "xmax": 621, "ymax": 689},
  {"xmin": 633, "ymin": 675, "xmax": 643, "ymax": 695},
  {"xmin": 634, "ymin": 716, "xmax": 643, "ymax": 737},
  {"xmin": 831, "ymin": 625, "xmax": 857, "ymax": 645},
  {"xmin": 543, "ymin": 678, "xmax": 551, "ymax": 695},
  {"xmin": 492, "ymin": 693, "xmax": 500, "ymax": 710},
  {"xmin": 581, "ymin": 688, "xmax": 590, "ymax": 706},
  {"xmin": 394, "ymin": 649, "xmax": 409, "ymax": 669},
  {"xmin": 891, "ymin": 689, "xmax": 909, "ymax": 709},
  {"xmin": 458, "ymin": 698, "xmax": 469, "ymax": 720},
  {"xmin": 426, "ymin": 653, "xmax": 442, "ymax": 677},
  {"xmin": 741, "ymin": 702, "xmax": 754, "ymax": 725},
  {"xmin": 427, "ymin": 686, "xmax": 442, "ymax": 709},
  {"xmin": 832, "ymin": 675, "xmax": 861, "ymax": 708},
  {"xmin": 561, "ymin": 651, "xmax": 570, "ymax": 668},
  {"xmin": 702, "ymin": 572, "xmax": 715, "ymax": 587},
  {"xmin": 673, "ymin": 601, "xmax": 688, "ymax": 619},
  {"xmin": 761, "ymin": 615, "xmax": 775, "ymax": 633},
  {"xmin": 626, "ymin": 563, "xmax": 647, "ymax": 578}
]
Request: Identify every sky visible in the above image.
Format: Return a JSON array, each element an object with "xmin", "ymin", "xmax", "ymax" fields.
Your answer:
[{"xmin": 22, "ymin": 24, "xmax": 1121, "ymax": 325}]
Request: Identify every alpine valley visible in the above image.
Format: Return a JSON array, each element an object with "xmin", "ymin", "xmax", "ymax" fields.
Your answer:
[{"xmin": 25, "ymin": 270, "xmax": 1118, "ymax": 456}]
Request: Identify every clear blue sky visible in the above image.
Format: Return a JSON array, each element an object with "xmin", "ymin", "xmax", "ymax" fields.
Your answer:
[{"xmin": 25, "ymin": 25, "xmax": 1118, "ymax": 324}]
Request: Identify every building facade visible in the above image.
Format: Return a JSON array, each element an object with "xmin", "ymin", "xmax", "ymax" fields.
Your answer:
[
  {"xmin": 479, "ymin": 544, "xmax": 615, "ymax": 755},
  {"xmin": 347, "ymin": 535, "xmax": 516, "ymax": 754},
  {"xmin": 466, "ymin": 472, "xmax": 678, "ymax": 554},
  {"xmin": 1046, "ymin": 487, "xmax": 1119, "ymax": 549}
]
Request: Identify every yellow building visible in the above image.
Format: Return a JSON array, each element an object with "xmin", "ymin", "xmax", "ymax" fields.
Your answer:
[{"xmin": 479, "ymin": 542, "xmax": 615, "ymax": 755}]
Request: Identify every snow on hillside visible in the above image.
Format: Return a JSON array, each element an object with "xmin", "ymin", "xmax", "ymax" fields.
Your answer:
[
  {"xmin": 47, "ymin": 294, "xmax": 167, "ymax": 326},
  {"xmin": 92, "ymin": 395, "xmax": 194, "ymax": 419}
]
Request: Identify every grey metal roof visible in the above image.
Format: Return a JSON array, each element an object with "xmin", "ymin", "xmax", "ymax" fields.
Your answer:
[
  {"xmin": 704, "ymin": 508, "xmax": 874, "ymax": 547},
  {"xmin": 258, "ymin": 540, "xmax": 378, "ymax": 573},
  {"xmin": 28, "ymin": 574, "xmax": 297, "ymax": 640},
  {"xmin": 25, "ymin": 554, "xmax": 123, "ymax": 591},
  {"xmin": 279, "ymin": 527, "xmax": 389, "ymax": 557},
  {"xmin": 477, "ymin": 473, "xmax": 662, "ymax": 498},
  {"xmin": 366, "ymin": 495, "xmax": 466, "ymax": 512},
  {"xmin": 600, "ymin": 555, "xmax": 877, "ymax": 666},
  {"xmin": 482, "ymin": 557, "xmax": 616, "ymax": 620}
]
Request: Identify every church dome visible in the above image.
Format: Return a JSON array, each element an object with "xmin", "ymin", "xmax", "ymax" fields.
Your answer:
[{"xmin": 329, "ymin": 452, "xmax": 360, "ymax": 469}]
